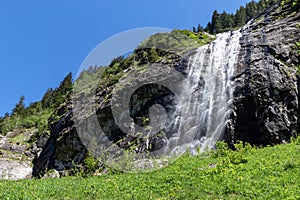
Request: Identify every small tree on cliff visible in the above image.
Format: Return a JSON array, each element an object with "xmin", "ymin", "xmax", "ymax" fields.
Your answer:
[{"xmin": 12, "ymin": 95, "xmax": 25, "ymax": 116}]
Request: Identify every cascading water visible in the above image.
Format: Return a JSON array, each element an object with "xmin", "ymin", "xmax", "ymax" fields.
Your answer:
[
  {"xmin": 172, "ymin": 30, "xmax": 242, "ymax": 154},
  {"xmin": 72, "ymin": 26, "xmax": 243, "ymax": 172}
]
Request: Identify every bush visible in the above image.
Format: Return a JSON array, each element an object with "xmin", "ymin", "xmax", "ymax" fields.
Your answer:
[{"xmin": 213, "ymin": 141, "xmax": 250, "ymax": 166}]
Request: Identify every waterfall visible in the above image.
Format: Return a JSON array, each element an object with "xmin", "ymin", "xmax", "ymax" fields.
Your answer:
[{"xmin": 172, "ymin": 30, "xmax": 242, "ymax": 154}]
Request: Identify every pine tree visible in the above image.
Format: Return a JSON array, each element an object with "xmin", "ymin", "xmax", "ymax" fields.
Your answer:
[
  {"xmin": 220, "ymin": 11, "xmax": 234, "ymax": 32},
  {"xmin": 59, "ymin": 72, "xmax": 73, "ymax": 95},
  {"xmin": 246, "ymin": 1, "xmax": 258, "ymax": 21},
  {"xmin": 192, "ymin": 26, "xmax": 197, "ymax": 33},
  {"xmin": 48, "ymin": 73, "xmax": 73, "ymax": 108},
  {"xmin": 205, "ymin": 22, "xmax": 213, "ymax": 33},
  {"xmin": 42, "ymin": 88, "xmax": 54, "ymax": 109},
  {"xmin": 211, "ymin": 10, "xmax": 221, "ymax": 34},
  {"xmin": 200, "ymin": 0, "xmax": 277, "ymax": 35},
  {"xmin": 235, "ymin": 6, "xmax": 247, "ymax": 27},
  {"xmin": 12, "ymin": 95, "xmax": 25, "ymax": 116},
  {"xmin": 197, "ymin": 24, "xmax": 204, "ymax": 33}
]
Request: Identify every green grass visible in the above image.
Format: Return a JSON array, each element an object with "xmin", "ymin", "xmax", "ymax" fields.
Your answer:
[{"xmin": 1, "ymin": 140, "xmax": 300, "ymax": 200}]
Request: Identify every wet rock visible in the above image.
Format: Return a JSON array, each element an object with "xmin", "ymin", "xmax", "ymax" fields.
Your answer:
[
  {"xmin": 32, "ymin": 104, "xmax": 88, "ymax": 177},
  {"xmin": 226, "ymin": 3, "xmax": 300, "ymax": 146}
]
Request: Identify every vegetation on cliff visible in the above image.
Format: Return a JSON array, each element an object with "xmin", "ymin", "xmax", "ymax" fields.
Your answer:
[
  {"xmin": 0, "ymin": 73, "xmax": 73, "ymax": 145},
  {"xmin": 74, "ymin": 29, "xmax": 214, "ymax": 102}
]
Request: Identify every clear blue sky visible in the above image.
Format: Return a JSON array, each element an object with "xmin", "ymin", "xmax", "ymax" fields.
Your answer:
[{"xmin": 0, "ymin": 0, "xmax": 254, "ymax": 116}]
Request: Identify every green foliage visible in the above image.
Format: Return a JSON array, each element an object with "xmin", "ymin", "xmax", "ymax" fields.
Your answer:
[
  {"xmin": 235, "ymin": 6, "xmax": 247, "ymax": 28},
  {"xmin": 246, "ymin": 1, "xmax": 258, "ymax": 21},
  {"xmin": 295, "ymin": 41, "xmax": 300, "ymax": 74},
  {"xmin": 0, "ymin": 73, "xmax": 73, "ymax": 138},
  {"xmin": 40, "ymin": 72, "xmax": 73, "ymax": 110},
  {"xmin": 7, "ymin": 133, "xmax": 28, "ymax": 146},
  {"xmin": 191, "ymin": 24, "xmax": 204, "ymax": 33},
  {"xmin": 138, "ymin": 30, "xmax": 214, "ymax": 57},
  {"xmin": 41, "ymin": 88, "xmax": 54, "ymax": 109},
  {"xmin": 73, "ymin": 66, "xmax": 105, "ymax": 96},
  {"xmin": 69, "ymin": 153, "xmax": 102, "ymax": 178},
  {"xmin": 292, "ymin": 0, "xmax": 300, "ymax": 11},
  {"xmin": 212, "ymin": 141, "xmax": 231, "ymax": 157},
  {"xmin": 51, "ymin": 72, "xmax": 73, "ymax": 108},
  {"xmin": 148, "ymin": 47, "xmax": 160, "ymax": 62},
  {"xmin": 1, "ymin": 142, "xmax": 300, "ymax": 199},
  {"xmin": 212, "ymin": 141, "xmax": 250, "ymax": 166},
  {"xmin": 83, "ymin": 153, "xmax": 100, "ymax": 176},
  {"xmin": 204, "ymin": 0, "xmax": 277, "ymax": 34},
  {"xmin": 99, "ymin": 56, "xmax": 134, "ymax": 87},
  {"xmin": 73, "ymin": 29, "xmax": 214, "ymax": 103},
  {"xmin": 278, "ymin": 0, "xmax": 300, "ymax": 18},
  {"xmin": 296, "ymin": 41, "xmax": 300, "ymax": 50},
  {"xmin": 12, "ymin": 95, "xmax": 25, "ymax": 116},
  {"xmin": 211, "ymin": 10, "xmax": 223, "ymax": 34},
  {"xmin": 281, "ymin": 0, "xmax": 300, "ymax": 10},
  {"xmin": 291, "ymin": 134, "xmax": 300, "ymax": 144},
  {"xmin": 174, "ymin": 30, "xmax": 214, "ymax": 46}
]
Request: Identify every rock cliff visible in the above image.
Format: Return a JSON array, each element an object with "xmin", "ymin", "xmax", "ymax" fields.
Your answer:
[{"xmin": 226, "ymin": 1, "xmax": 300, "ymax": 146}]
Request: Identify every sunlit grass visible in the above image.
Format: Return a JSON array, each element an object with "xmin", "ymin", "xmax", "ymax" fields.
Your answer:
[{"xmin": 0, "ymin": 140, "xmax": 299, "ymax": 200}]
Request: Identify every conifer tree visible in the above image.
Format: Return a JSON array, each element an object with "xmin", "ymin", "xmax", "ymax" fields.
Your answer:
[
  {"xmin": 42, "ymin": 88, "xmax": 54, "ymax": 109},
  {"xmin": 12, "ymin": 95, "xmax": 25, "ymax": 116},
  {"xmin": 235, "ymin": 6, "xmax": 247, "ymax": 27},
  {"xmin": 197, "ymin": 24, "xmax": 204, "ymax": 32},
  {"xmin": 192, "ymin": 26, "xmax": 197, "ymax": 33},
  {"xmin": 211, "ymin": 10, "xmax": 221, "ymax": 34}
]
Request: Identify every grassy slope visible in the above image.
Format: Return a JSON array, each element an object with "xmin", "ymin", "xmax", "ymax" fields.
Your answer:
[{"xmin": 0, "ymin": 141, "xmax": 299, "ymax": 200}]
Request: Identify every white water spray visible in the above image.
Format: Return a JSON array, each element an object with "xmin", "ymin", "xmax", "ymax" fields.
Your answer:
[{"xmin": 172, "ymin": 30, "xmax": 242, "ymax": 154}]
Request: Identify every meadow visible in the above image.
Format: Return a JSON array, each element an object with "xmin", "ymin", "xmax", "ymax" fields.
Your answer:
[{"xmin": 0, "ymin": 139, "xmax": 299, "ymax": 200}]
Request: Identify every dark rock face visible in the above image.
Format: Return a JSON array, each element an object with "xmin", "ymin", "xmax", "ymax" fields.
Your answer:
[
  {"xmin": 225, "ymin": 3, "xmax": 300, "ymax": 146},
  {"xmin": 94, "ymin": 61, "xmax": 188, "ymax": 152},
  {"xmin": 32, "ymin": 104, "xmax": 87, "ymax": 177},
  {"xmin": 96, "ymin": 83, "xmax": 179, "ymax": 152}
]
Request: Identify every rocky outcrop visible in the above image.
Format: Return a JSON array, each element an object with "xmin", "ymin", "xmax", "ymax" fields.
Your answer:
[
  {"xmin": 226, "ymin": 1, "xmax": 300, "ymax": 146},
  {"xmin": 32, "ymin": 104, "xmax": 88, "ymax": 177},
  {"xmin": 0, "ymin": 131, "xmax": 34, "ymax": 180}
]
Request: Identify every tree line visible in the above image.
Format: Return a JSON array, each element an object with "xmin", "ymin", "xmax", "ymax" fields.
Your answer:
[
  {"xmin": 0, "ymin": 73, "xmax": 73, "ymax": 135},
  {"xmin": 193, "ymin": 0, "xmax": 277, "ymax": 34}
]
